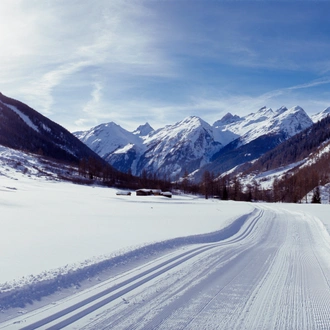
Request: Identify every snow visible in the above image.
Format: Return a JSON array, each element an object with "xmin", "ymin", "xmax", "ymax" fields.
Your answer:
[
  {"xmin": 113, "ymin": 142, "xmax": 135, "ymax": 154},
  {"xmin": 132, "ymin": 122, "xmax": 154, "ymax": 136},
  {"xmin": 1, "ymin": 198, "xmax": 330, "ymax": 329},
  {"xmin": 241, "ymin": 160, "xmax": 305, "ymax": 190},
  {"xmin": 0, "ymin": 171, "xmax": 252, "ymax": 286}
]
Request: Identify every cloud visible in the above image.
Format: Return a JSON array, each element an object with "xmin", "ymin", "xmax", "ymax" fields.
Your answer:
[
  {"xmin": 1, "ymin": 1, "xmax": 330, "ymax": 132},
  {"xmin": 0, "ymin": 0, "xmax": 176, "ymax": 120}
]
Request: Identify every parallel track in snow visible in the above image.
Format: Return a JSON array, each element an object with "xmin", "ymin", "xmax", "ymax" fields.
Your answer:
[
  {"xmin": 1, "ymin": 209, "xmax": 262, "ymax": 330},
  {"xmin": 77, "ymin": 205, "xmax": 330, "ymax": 330},
  {"xmin": 3, "ymin": 205, "xmax": 330, "ymax": 330}
]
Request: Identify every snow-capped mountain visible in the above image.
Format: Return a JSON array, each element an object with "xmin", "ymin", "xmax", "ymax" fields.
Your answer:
[
  {"xmin": 75, "ymin": 105, "xmax": 314, "ymax": 180},
  {"xmin": 0, "ymin": 92, "xmax": 103, "ymax": 165},
  {"xmin": 194, "ymin": 105, "xmax": 313, "ymax": 181},
  {"xmin": 80, "ymin": 116, "xmax": 223, "ymax": 179},
  {"xmin": 213, "ymin": 105, "xmax": 313, "ymax": 147}
]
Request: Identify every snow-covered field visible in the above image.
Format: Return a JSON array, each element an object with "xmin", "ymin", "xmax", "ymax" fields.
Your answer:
[
  {"xmin": 1, "ymin": 161, "xmax": 330, "ymax": 328},
  {"xmin": 0, "ymin": 173, "xmax": 253, "ymax": 285}
]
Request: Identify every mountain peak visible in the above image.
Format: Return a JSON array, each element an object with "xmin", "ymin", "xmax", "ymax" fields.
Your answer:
[
  {"xmin": 291, "ymin": 105, "xmax": 304, "ymax": 112},
  {"xmin": 133, "ymin": 122, "xmax": 154, "ymax": 136},
  {"xmin": 258, "ymin": 106, "xmax": 267, "ymax": 112},
  {"xmin": 178, "ymin": 116, "xmax": 209, "ymax": 128},
  {"xmin": 257, "ymin": 106, "xmax": 274, "ymax": 115},
  {"xmin": 213, "ymin": 113, "xmax": 241, "ymax": 127},
  {"xmin": 276, "ymin": 106, "xmax": 288, "ymax": 115}
]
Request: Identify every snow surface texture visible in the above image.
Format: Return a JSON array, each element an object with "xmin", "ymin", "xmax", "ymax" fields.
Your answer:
[
  {"xmin": 1, "ymin": 194, "xmax": 330, "ymax": 329},
  {"xmin": 0, "ymin": 175, "xmax": 250, "ymax": 286}
]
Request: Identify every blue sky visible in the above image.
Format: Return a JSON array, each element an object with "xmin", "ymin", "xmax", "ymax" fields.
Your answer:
[{"xmin": 1, "ymin": 0, "xmax": 330, "ymax": 132}]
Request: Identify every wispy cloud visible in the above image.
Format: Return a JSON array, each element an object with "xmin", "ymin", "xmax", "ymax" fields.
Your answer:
[
  {"xmin": 0, "ymin": 0, "xmax": 176, "ymax": 123},
  {"xmin": 1, "ymin": 1, "xmax": 330, "ymax": 131}
]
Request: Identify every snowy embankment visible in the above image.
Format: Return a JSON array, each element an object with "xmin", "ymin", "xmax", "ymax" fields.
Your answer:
[{"xmin": 0, "ymin": 170, "xmax": 253, "ymax": 309}]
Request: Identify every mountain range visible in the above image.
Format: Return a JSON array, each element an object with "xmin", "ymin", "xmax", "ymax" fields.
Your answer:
[
  {"xmin": 74, "ymin": 105, "xmax": 328, "ymax": 181},
  {"xmin": 1, "ymin": 90, "xmax": 330, "ymax": 201}
]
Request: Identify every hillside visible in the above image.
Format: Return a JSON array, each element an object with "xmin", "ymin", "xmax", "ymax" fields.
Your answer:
[
  {"xmin": 0, "ymin": 92, "xmax": 104, "ymax": 165},
  {"xmin": 231, "ymin": 115, "xmax": 330, "ymax": 203},
  {"xmin": 247, "ymin": 115, "xmax": 330, "ymax": 173}
]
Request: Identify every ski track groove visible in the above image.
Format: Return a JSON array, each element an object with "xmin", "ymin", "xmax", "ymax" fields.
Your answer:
[
  {"xmin": 227, "ymin": 208, "xmax": 288, "ymax": 330},
  {"xmin": 82, "ymin": 211, "xmax": 264, "ymax": 330},
  {"xmin": 3, "ymin": 206, "xmax": 330, "ymax": 329},
  {"xmin": 306, "ymin": 214, "xmax": 330, "ymax": 329},
  {"xmin": 73, "ymin": 207, "xmax": 330, "ymax": 329},
  {"xmin": 10, "ymin": 210, "xmax": 263, "ymax": 330}
]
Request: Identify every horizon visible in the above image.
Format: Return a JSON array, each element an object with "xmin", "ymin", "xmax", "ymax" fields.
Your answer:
[{"xmin": 1, "ymin": 1, "xmax": 330, "ymax": 132}]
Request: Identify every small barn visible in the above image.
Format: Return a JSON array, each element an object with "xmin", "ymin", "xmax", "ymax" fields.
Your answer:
[
  {"xmin": 116, "ymin": 190, "xmax": 131, "ymax": 196},
  {"xmin": 136, "ymin": 189, "xmax": 153, "ymax": 196},
  {"xmin": 136, "ymin": 189, "xmax": 172, "ymax": 198},
  {"xmin": 161, "ymin": 191, "xmax": 172, "ymax": 198},
  {"xmin": 151, "ymin": 189, "xmax": 162, "ymax": 196}
]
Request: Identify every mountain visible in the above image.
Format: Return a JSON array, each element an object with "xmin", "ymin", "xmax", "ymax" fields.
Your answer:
[
  {"xmin": 213, "ymin": 106, "xmax": 312, "ymax": 147},
  {"xmin": 194, "ymin": 105, "xmax": 314, "ymax": 181},
  {"xmin": 136, "ymin": 116, "xmax": 222, "ymax": 179},
  {"xmin": 236, "ymin": 115, "xmax": 330, "ymax": 203},
  {"xmin": 75, "ymin": 122, "xmax": 143, "ymax": 158},
  {"xmin": 133, "ymin": 122, "xmax": 154, "ymax": 136},
  {"xmin": 245, "ymin": 114, "xmax": 330, "ymax": 174},
  {"xmin": 75, "ymin": 116, "xmax": 223, "ymax": 179},
  {"xmin": 75, "ymin": 105, "xmax": 315, "ymax": 181},
  {"xmin": 0, "ymin": 92, "xmax": 107, "ymax": 166}
]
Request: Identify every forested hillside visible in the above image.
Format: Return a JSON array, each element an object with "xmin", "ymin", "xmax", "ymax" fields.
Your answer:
[{"xmin": 247, "ymin": 115, "xmax": 330, "ymax": 173}]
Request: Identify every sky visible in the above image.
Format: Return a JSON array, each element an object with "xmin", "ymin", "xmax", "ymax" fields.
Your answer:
[{"xmin": 1, "ymin": 0, "xmax": 330, "ymax": 132}]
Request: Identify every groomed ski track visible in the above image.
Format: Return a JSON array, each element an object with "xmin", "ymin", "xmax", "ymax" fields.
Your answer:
[{"xmin": 2, "ymin": 204, "xmax": 330, "ymax": 329}]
